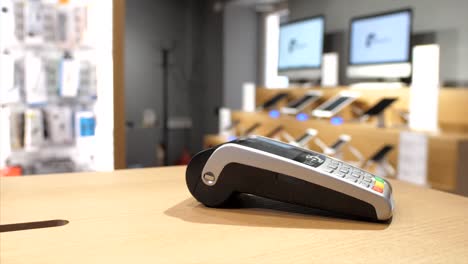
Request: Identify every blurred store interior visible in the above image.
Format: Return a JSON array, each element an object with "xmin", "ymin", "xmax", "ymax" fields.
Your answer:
[{"xmin": 1, "ymin": 0, "xmax": 468, "ymax": 196}]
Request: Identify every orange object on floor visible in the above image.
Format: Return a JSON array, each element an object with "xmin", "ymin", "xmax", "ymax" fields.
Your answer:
[
  {"xmin": 176, "ymin": 148, "xmax": 192, "ymax": 165},
  {"xmin": 1, "ymin": 166, "xmax": 22, "ymax": 177}
]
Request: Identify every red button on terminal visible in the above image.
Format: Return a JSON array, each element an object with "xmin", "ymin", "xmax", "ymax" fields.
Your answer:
[{"xmin": 372, "ymin": 186, "xmax": 383, "ymax": 193}]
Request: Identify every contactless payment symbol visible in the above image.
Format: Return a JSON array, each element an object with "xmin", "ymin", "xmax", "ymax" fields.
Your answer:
[{"xmin": 306, "ymin": 154, "xmax": 324, "ymax": 164}]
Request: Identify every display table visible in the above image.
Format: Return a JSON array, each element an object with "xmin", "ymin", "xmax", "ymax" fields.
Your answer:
[
  {"xmin": 206, "ymin": 111, "xmax": 468, "ymax": 195},
  {"xmin": 1, "ymin": 167, "xmax": 468, "ymax": 263}
]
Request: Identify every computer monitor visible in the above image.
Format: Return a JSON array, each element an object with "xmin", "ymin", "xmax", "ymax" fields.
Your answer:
[
  {"xmin": 347, "ymin": 9, "xmax": 413, "ymax": 79},
  {"xmin": 278, "ymin": 15, "xmax": 325, "ymax": 81}
]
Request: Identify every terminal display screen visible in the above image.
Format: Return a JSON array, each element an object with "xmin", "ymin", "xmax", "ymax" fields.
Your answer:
[{"xmin": 237, "ymin": 137, "xmax": 326, "ymax": 168}]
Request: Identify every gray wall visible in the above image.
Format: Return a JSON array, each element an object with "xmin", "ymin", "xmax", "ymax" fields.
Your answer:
[
  {"xmin": 289, "ymin": 0, "xmax": 468, "ymax": 84},
  {"xmin": 125, "ymin": 0, "xmax": 223, "ymax": 167},
  {"xmin": 223, "ymin": 3, "xmax": 258, "ymax": 109},
  {"xmin": 189, "ymin": 0, "xmax": 225, "ymax": 147}
]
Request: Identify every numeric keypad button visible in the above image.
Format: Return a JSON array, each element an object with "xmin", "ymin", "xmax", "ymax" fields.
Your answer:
[{"xmin": 344, "ymin": 175, "xmax": 358, "ymax": 183}]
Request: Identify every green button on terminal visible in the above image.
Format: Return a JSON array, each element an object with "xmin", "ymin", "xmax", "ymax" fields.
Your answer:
[{"xmin": 375, "ymin": 177, "xmax": 385, "ymax": 183}]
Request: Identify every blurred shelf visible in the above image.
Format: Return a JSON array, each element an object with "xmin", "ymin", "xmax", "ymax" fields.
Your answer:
[
  {"xmin": 1, "ymin": 95, "xmax": 97, "ymax": 108},
  {"xmin": 5, "ymin": 43, "xmax": 96, "ymax": 53},
  {"xmin": 9, "ymin": 144, "xmax": 78, "ymax": 158}
]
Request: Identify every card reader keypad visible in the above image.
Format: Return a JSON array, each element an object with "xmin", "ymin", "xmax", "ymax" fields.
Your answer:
[{"xmin": 324, "ymin": 160, "xmax": 385, "ymax": 194}]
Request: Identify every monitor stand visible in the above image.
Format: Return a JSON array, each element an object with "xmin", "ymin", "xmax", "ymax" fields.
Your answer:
[
  {"xmin": 289, "ymin": 79, "xmax": 320, "ymax": 87},
  {"xmin": 349, "ymin": 78, "xmax": 406, "ymax": 89}
]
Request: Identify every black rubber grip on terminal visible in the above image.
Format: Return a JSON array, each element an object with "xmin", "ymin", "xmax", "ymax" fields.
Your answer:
[{"xmin": 186, "ymin": 147, "xmax": 379, "ymax": 221}]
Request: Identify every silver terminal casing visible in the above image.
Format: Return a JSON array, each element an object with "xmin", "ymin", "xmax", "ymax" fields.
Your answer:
[{"xmin": 201, "ymin": 142, "xmax": 394, "ymax": 221}]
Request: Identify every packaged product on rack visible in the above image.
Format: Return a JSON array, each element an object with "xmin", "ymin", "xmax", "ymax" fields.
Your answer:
[
  {"xmin": 23, "ymin": 108, "xmax": 45, "ymax": 150},
  {"xmin": 78, "ymin": 60, "xmax": 97, "ymax": 98},
  {"xmin": 0, "ymin": 51, "xmax": 17, "ymax": 104},
  {"xmin": 1, "ymin": 0, "xmax": 114, "ymax": 175},
  {"xmin": 0, "ymin": 0, "xmax": 16, "ymax": 49},
  {"xmin": 58, "ymin": 53, "xmax": 80, "ymax": 97},
  {"xmin": 42, "ymin": 1, "xmax": 87, "ymax": 48},
  {"xmin": 24, "ymin": 52, "xmax": 47, "ymax": 104},
  {"xmin": 44, "ymin": 105, "xmax": 73, "ymax": 144},
  {"xmin": 9, "ymin": 107, "xmax": 24, "ymax": 150},
  {"xmin": 13, "ymin": 0, "xmax": 43, "ymax": 44}
]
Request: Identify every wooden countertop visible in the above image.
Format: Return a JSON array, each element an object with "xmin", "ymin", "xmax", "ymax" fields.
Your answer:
[{"xmin": 1, "ymin": 167, "xmax": 468, "ymax": 263}]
